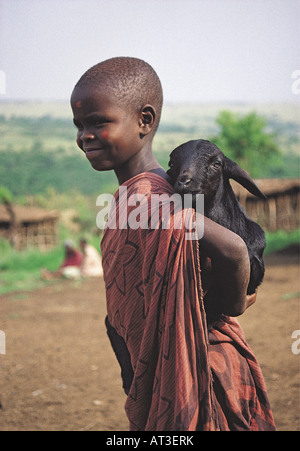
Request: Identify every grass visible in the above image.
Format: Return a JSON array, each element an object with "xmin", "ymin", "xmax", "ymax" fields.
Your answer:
[
  {"xmin": 0, "ymin": 241, "xmax": 63, "ymax": 272},
  {"xmin": 265, "ymin": 228, "xmax": 300, "ymax": 255},
  {"xmin": 0, "ymin": 228, "xmax": 299, "ymax": 296},
  {"xmin": 0, "ymin": 241, "xmax": 64, "ymax": 295},
  {"xmin": 0, "ymin": 269, "xmax": 46, "ymax": 295},
  {"xmin": 0, "ymin": 233, "xmax": 102, "ymax": 296}
]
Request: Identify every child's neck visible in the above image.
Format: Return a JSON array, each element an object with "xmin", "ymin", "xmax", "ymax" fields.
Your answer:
[{"xmin": 115, "ymin": 145, "xmax": 166, "ymax": 185}]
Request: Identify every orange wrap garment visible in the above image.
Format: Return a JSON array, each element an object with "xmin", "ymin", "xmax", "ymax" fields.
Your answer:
[{"xmin": 101, "ymin": 173, "xmax": 276, "ymax": 431}]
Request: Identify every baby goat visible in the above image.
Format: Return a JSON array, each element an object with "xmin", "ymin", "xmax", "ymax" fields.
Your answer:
[{"xmin": 168, "ymin": 139, "xmax": 266, "ymax": 295}]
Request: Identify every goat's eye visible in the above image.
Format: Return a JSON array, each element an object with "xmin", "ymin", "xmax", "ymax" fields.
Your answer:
[{"xmin": 213, "ymin": 160, "xmax": 222, "ymax": 168}]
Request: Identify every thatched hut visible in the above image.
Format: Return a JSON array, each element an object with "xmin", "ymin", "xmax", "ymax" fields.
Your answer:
[
  {"xmin": 0, "ymin": 205, "xmax": 59, "ymax": 251},
  {"xmin": 232, "ymin": 179, "xmax": 300, "ymax": 232}
]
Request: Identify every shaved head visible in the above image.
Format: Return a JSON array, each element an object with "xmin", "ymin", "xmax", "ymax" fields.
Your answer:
[{"xmin": 73, "ymin": 57, "xmax": 163, "ymax": 132}]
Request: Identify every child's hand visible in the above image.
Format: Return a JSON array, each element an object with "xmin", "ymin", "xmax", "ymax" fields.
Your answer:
[{"xmin": 246, "ymin": 291, "xmax": 257, "ymax": 310}]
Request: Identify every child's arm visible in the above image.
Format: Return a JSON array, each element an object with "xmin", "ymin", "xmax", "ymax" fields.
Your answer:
[{"xmin": 199, "ymin": 216, "xmax": 251, "ymax": 317}]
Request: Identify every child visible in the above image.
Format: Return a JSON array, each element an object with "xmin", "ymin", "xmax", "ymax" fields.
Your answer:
[
  {"xmin": 80, "ymin": 239, "xmax": 103, "ymax": 278},
  {"xmin": 41, "ymin": 239, "xmax": 82, "ymax": 280},
  {"xmin": 71, "ymin": 57, "xmax": 275, "ymax": 431}
]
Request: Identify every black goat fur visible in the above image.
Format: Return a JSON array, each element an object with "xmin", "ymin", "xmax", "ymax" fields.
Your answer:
[{"xmin": 168, "ymin": 139, "xmax": 266, "ymax": 295}]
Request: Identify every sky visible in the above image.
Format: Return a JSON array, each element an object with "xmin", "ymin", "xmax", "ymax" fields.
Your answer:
[{"xmin": 0, "ymin": 0, "xmax": 299, "ymax": 103}]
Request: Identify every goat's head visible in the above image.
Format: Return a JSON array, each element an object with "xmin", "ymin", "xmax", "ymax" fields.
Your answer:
[{"xmin": 168, "ymin": 139, "xmax": 266, "ymax": 201}]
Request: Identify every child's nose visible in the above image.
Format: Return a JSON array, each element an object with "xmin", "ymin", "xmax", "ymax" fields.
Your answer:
[{"xmin": 81, "ymin": 129, "xmax": 95, "ymax": 142}]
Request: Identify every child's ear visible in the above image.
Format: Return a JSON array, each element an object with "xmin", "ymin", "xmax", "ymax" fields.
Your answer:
[{"xmin": 139, "ymin": 105, "xmax": 156, "ymax": 137}]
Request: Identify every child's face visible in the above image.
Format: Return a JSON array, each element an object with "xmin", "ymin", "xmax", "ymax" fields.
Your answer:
[{"xmin": 71, "ymin": 86, "xmax": 144, "ymax": 172}]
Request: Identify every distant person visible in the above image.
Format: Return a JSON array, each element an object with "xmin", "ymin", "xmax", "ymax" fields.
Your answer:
[
  {"xmin": 42, "ymin": 239, "xmax": 83, "ymax": 280},
  {"xmin": 80, "ymin": 239, "xmax": 103, "ymax": 277}
]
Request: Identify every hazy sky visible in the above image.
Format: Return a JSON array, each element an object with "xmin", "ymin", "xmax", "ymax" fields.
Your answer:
[{"xmin": 0, "ymin": 0, "xmax": 299, "ymax": 103}]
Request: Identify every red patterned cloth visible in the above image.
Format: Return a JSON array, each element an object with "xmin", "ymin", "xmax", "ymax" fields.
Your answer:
[{"xmin": 101, "ymin": 173, "xmax": 276, "ymax": 431}]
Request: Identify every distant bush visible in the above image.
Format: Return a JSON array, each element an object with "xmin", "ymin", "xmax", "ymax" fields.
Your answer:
[
  {"xmin": 265, "ymin": 228, "xmax": 300, "ymax": 255},
  {"xmin": 0, "ymin": 148, "xmax": 118, "ymax": 196}
]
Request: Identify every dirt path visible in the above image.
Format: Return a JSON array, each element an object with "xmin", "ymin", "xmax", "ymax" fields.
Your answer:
[{"xmin": 0, "ymin": 253, "xmax": 299, "ymax": 431}]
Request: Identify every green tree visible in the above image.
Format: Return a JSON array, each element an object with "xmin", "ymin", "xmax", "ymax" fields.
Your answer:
[{"xmin": 211, "ymin": 111, "xmax": 281, "ymax": 177}]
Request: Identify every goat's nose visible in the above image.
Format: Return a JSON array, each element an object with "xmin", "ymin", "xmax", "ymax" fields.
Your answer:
[{"xmin": 178, "ymin": 176, "xmax": 192, "ymax": 188}]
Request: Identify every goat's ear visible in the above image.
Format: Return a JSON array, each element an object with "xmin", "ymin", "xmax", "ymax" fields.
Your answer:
[{"xmin": 224, "ymin": 157, "xmax": 267, "ymax": 199}]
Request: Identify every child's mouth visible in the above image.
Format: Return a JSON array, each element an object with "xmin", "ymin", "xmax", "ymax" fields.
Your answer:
[{"xmin": 84, "ymin": 148, "xmax": 104, "ymax": 160}]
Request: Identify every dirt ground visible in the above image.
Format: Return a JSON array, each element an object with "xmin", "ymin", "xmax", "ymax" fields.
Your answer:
[{"xmin": 0, "ymin": 251, "xmax": 299, "ymax": 431}]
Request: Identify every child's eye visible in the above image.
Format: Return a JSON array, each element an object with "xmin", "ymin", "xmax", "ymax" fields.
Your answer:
[
  {"xmin": 91, "ymin": 115, "xmax": 110, "ymax": 128},
  {"xmin": 94, "ymin": 121, "xmax": 105, "ymax": 128}
]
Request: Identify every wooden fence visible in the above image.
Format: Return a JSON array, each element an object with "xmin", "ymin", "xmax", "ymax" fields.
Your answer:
[
  {"xmin": 232, "ymin": 179, "xmax": 300, "ymax": 232},
  {"xmin": 0, "ymin": 205, "xmax": 59, "ymax": 251}
]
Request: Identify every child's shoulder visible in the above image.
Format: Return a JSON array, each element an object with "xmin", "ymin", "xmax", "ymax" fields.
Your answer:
[{"xmin": 123, "ymin": 172, "xmax": 174, "ymax": 197}]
